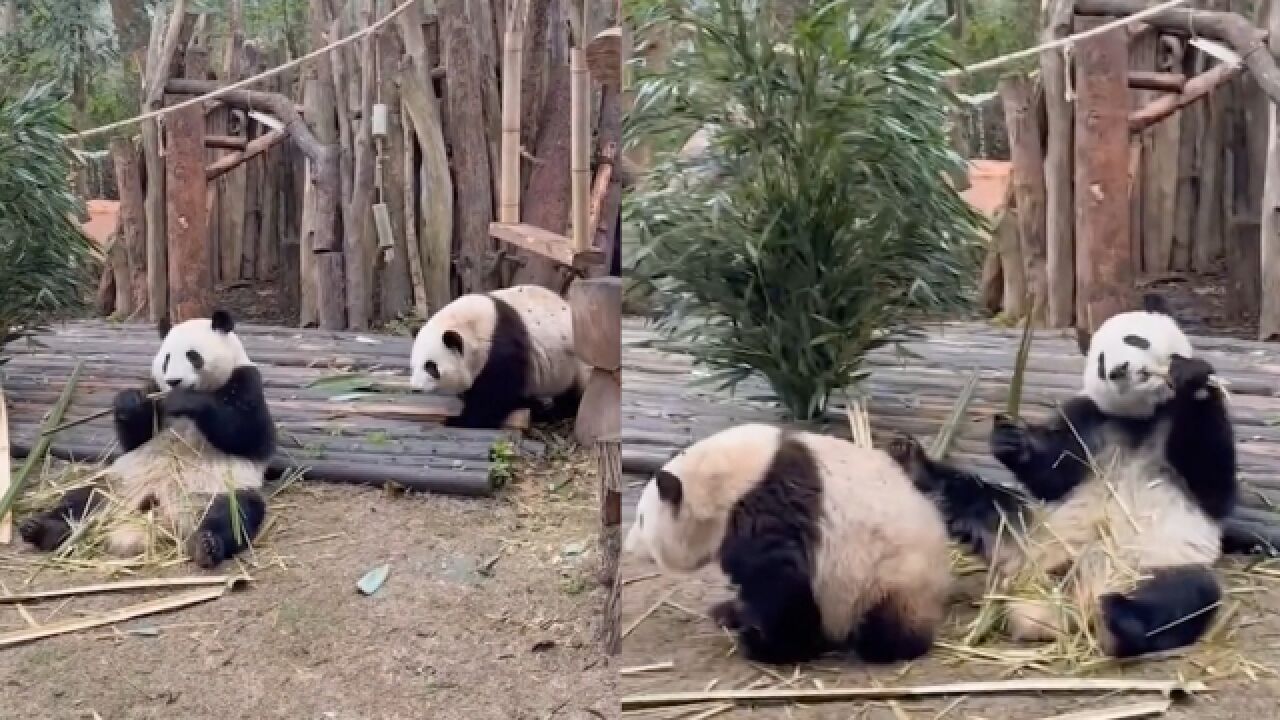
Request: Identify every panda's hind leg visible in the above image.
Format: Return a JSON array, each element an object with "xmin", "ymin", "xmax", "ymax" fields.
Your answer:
[
  {"xmin": 187, "ymin": 489, "xmax": 267, "ymax": 569},
  {"xmin": 1098, "ymin": 565, "xmax": 1221, "ymax": 658},
  {"xmin": 18, "ymin": 485, "xmax": 106, "ymax": 552},
  {"xmin": 851, "ymin": 592, "xmax": 940, "ymax": 664}
]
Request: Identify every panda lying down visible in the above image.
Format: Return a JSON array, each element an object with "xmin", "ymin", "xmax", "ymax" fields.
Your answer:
[{"xmin": 19, "ymin": 310, "xmax": 275, "ymax": 569}]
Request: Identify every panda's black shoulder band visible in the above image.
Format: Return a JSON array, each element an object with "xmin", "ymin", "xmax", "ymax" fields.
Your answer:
[{"xmin": 180, "ymin": 365, "xmax": 275, "ymax": 463}]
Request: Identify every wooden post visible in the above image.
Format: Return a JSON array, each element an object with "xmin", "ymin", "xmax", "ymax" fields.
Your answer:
[
  {"xmin": 1260, "ymin": 0, "xmax": 1280, "ymax": 339},
  {"xmin": 1041, "ymin": 0, "xmax": 1075, "ymax": 328},
  {"xmin": 500, "ymin": 7, "xmax": 524, "ymax": 224},
  {"xmin": 0, "ymin": 378, "xmax": 9, "ymax": 543},
  {"xmin": 166, "ymin": 103, "xmax": 212, "ymax": 322},
  {"xmin": 570, "ymin": 0, "xmax": 591, "ymax": 253},
  {"xmin": 568, "ymin": 277, "xmax": 621, "ymax": 655},
  {"xmin": 999, "ymin": 75, "xmax": 1048, "ymax": 326},
  {"xmin": 1074, "ymin": 19, "xmax": 1134, "ymax": 334},
  {"xmin": 110, "ymin": 137, "xmax": 148, "ymax": 318}
]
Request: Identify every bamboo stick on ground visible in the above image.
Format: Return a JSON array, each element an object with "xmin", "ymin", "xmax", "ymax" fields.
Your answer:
[
  {"xmin": 0, "ymin": 362, "xmax": 82, "ymax": 536},
  {"xmin": 0, "ymin": 575, "xmax": 249, "ymax": 603}
]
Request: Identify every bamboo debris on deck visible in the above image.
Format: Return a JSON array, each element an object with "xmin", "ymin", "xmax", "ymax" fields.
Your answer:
[
  {"xmin": 2, "ymin": 321, "xmax": 525, "ymax": 497},
  {"xmin": 620, "ymin": 318, "xmax": 1280, "ymax": 525}
]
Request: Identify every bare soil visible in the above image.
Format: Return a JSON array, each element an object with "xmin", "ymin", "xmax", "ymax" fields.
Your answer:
[
  {"xmin": 620, "ymin": 554, "xmax": 1280, "ymax": 719},
  {"xmin": 0, "ymin": 440, "xmax": 617, "ymax": 720}
]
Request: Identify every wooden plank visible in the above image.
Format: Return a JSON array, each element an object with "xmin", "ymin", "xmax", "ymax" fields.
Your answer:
[{"xmin": 490, "ymin": 221, "xmax": 604, "ymax": 268}]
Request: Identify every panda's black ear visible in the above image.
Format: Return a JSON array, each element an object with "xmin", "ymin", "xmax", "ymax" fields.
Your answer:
[
  {"xmin": 157, "ymin": 316, "xmax": 171, "ymax": 339},
  {"xmin": 1142, "ymin": 293, "xmax": 1172, "ymax": 317},
  {"xmin": 211, "ymin": 309, "xmax": 235, "ymax": 334},
  {"xmin": 655, "ymin": 470, "xmax": 683, "ymax": 507},
  {"xmin": 442, "ymin": 330, "xmax": 464, "ymax": 354}
]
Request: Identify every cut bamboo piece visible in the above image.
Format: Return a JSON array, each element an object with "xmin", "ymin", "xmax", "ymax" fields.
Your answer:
[
  {"xmin": 1036, "ymin": 699, "xmax": 1173, "ymax": 720},
  {"xmin": 0, "ymin": 378, "xmax": 9, "ymax": 543},
  {"xmin": 499, "ymin": 26, "xmax": 523, "ymax": 224},
  {"xmin": 620, "ymin": 678, "xmax": 1208, "ymax": 711},
  {"xmin": 570, "ymin": 44, "xmax": 591, "ymax": 253},
  {"xmin": 0, "ymin": 575, "xmax": 248, "ymax": 603},
  {"xmin": 0, "ymin": 583, "xmax": 238, "ymax": 649}
]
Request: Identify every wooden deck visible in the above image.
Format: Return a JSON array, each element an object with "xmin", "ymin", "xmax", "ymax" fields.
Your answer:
[
  {"xmin": 621, "ymin": 318, "xmax": 1280, "ymax": 531},
  {"xmin": 2, "ymin": 321, "xmax": 524, "ymax": 496}
]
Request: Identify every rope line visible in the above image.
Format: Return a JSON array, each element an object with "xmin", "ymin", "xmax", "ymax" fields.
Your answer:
[{"xmin": 61, "ymin": 0, "xmax": 415, "ymax": 141}]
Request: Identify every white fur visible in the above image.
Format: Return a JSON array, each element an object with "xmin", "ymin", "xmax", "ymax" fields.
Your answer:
[
  {"xmin": 627, "ymin": 423, "xmax": 952, "ymax": 643},
  {"xmin": 1082, "ymin": 310, "xmax": 1191, "ymax": 418},
  {"xmin": 409, "ymin": 285, "xmax": 584, "ymax": 399},
  {"xmin": 103, "ymin": 318, "xmax": 263, "ymax": 557}
]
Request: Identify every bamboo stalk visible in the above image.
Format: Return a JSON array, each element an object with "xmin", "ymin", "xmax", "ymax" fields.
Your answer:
[
  {"xmin": 499, "ymin": 24, "xmax": 523, "ymax": 224},
  {"xmin": 0, "ymin": 362, "xmax": 82, "ymax": 535},
  {"xmin": 42, "ymin": 389, "xmax": 167, "ymax": 437},
  {"xmin": 569, "ymin": 0, "xmax": 591, "ymax": 253},
  {"xmin": 621, "ymin": 679, "xmax": 1208, "ymax": 712},
  {"xmin": 0, "ymin": 583, "xmax": 237, "ymax": 649},
  {"xmin": 930, "ymin": 369, "xmax": 980, "ymax": 459},
  {"xmin": 0, "ymin": 575, "xmax": 248, "ymax": 603},
  {"xmin": 1035, "ymin": 699, "xmax": 1173, "ymax": 720},
  {"xmin": 0, "ymin": 377, "xmax": 8, "ymax": 543},
  {"xmin": 1006, "ymin": 302, "xmax": 1036, "ymax": 419}
]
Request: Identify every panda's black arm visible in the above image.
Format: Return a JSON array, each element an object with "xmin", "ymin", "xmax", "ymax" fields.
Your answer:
[
  {"xmin": 163, "ymin": 366, "xmax": 276, "ymax": 462},
  {"xmin": 1166, "ymin": 385, "xmax": 1237, "ymax": 520},
  {"xmin": 990, "ymin": 396, "xmax": 1100, "ymax": 503},
  {"xmin": 112, "ymin": 382, "xmax": 164, "ymax": 453}
]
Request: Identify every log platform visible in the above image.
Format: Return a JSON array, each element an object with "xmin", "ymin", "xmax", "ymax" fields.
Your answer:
[
  {"xmin": 621, "ymin": 318, "xmax": 1280, "ymax": 536},
  {"xmin": 3, "ymin": 321, "xmax": 525, "ymax": 497}
]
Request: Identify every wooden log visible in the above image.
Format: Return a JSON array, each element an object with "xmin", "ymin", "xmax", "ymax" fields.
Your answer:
[
  {"xmin": 570, "ymin": 44, "xmax": 591, "ymax": 255},
  {"xmin": 108, "ymin": 233, "xmax": 130, "ymax": 317},
  {"xmin": 995, "ymin": 207, "xmax": 1026, "ymax": 320},
  {"xmin": 1195, "ymin": 51, "xmax": 1228, "ymax": 272},
  {"xmin": 95, "ymin": 240, "xmax": 118, "ymax": 316},
  {"xmin": 516, "ymin": 50, "xmax": 573, "ymax": 289},
  {"xmin": 1224, "ymin": 78, "xmax": 1262, "ymax": 321},
  {"xmin": 340, "ymin": 0, "xmax": 378, "ymax": 331},
  {"xmin": 500, "ymin": 22, "xmax": 524, "ymax": 224},
  {"xmin": 576, "ymin": 368, "xmax": 620, "ymax": 445},
  {"xmin": 441, "ymin": 0, "xmax": 497, "ymax": 294},
  {"xmin": 1261, "ymin": 0, "xmax": 1280, "ymax": 340},
  {"xmin": 109, "ymin": 137, "xmax": 148, "ymax": 318},
  {"xmin": 1041, "ymin": 0, "xmax": 1076, "ymax": 328},
  {"xmin": 1074, "ymin": 19, "xmax": 1134, "ymax": 334},
  {"xmin": 1139, "ymin": 38, "xmax": 1184, "ymax": 276},
  {"xmin": 999, "ymin": 75, "xmax": 1049, "ymax": 326},
  {"xmin": 596, "ymin": 439, "xmax": 621, "ymax": 655},
  {"xmin": 1129, "ymin": 61, "xmax": 1240, "ymax": 131},
  {"xmin": 204, "ymin": 128, "xmax": 287, "ymax": 181},
  {"xmin": 586, "ymin": 27, "xmax": 621, "ymax": 90},
  {"xmin": 1076, "ymin": 0, "xmax": 1280, "ymax": 107},
  {"xmin": 570, "ymin": 276, "xmax": 621, "ymax": 371},
  {"xmin": 165, "ymin": 102, "xmax": 212, "ymax": 323},
  {"xmin": 204, "ymin": 134, "xmax": 247, "ymax": 150},
  {"xmin": 396, "ymin": 0, "xmax": 453, "ymax": 315},
  {"xmin": 303, "ymin": 2, "xmax": 345, "ymax": 328},
  {"xmin": 980, "ymin": 238, "xmax": 1004, "ymax": 314},
  {"xmin": 377, "ymin": 26, "xmax": 413, "ymax": 322},
  {"xmin": 1128, "ymin": 70, "xmax": 1187, "ymax": 92},
  {"xmin": 0, "ymin": 377, "xmax": 9, "ymax": 543},
  {"xmin": 218, "ymin": 0, "xmax": 246, "ymax": 284}
]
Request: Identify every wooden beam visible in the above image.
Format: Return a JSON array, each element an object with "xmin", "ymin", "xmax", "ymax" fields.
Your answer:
[
  {"xmin": 1000, "ymin": 75, "xmax": 1049, "ymax": 325},
  {"xmin": 165, "ymin": 102, "xmax": 212, "ymax": 323},
  {"xmin": 1129, "ymin": 62, "xmax": 1241, "ymax": 132},
  {"xmin": 1128, "ymin": 70, "xmax": 1187, "ymax": 92},
  {"xmin": 1077, "ymin": 0, "xmax": 1280, "ymax": 105},
  {"xmin": 204, "ymin": 134, "xmax": 247, "ymax": 150},
  {"xmin": 109, "ymin": 137, "xmax": 148, "ymax": 318},
  {"xmin": 490, "ymin": 221, "xmax": 604, "ymax": 268},
  {"xmin": 586, "ymin": 26, "xmax": 621, "ymax": 90},
  {"xmin": 1041, "ymin": 0, "xmax": 1076, "ymax": 328},
  {"xmin": 204, "ymin": 127, "xmax": 287, "ymax": 181},
  {"xmin": 1074, "ymin": 18, "xmax": 1135, "ymax": 335}
]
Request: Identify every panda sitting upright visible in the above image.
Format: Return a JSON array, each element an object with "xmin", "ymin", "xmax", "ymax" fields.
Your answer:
[
  {"xmin": 409, "ymin": 285, "xmax": 586, "ymax": 429},
  {"xmin": 892, "ymin": 295, "xmax": 1235, "ymax": 658},
  {"xmin": 19, "ymin": 310, "xmax": 275, "ymax": 568}
]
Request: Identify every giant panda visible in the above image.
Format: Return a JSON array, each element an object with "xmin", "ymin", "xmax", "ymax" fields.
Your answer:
[
  {"xmin": 409, "ymin": 284, "xmax": 586, "ymax": 429},
  {"xmin": 889, "ymin": 297, "xmax": 1235, "ymax": 658},
  {"xmin": 18, "ymin": 310, "xmax": 275, "ymax": 569},
  {"xmin": 624, "ymin": 423, "xmax": 952, "ymax": 665}
]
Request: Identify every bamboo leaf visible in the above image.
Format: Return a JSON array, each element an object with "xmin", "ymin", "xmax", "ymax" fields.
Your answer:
[{"xmin": 1006, "ymin": 301, "xmax": 1036, "ymax": 419}]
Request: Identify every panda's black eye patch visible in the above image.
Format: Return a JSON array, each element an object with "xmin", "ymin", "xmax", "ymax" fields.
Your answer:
[
  {"xmin": 186, "ymin": 350, "xmax": 204, "ymax": 370},
  {"xmin": 162, "ymin": 353, "xmax": 170, "ymax": 372},
  {"xmin": 1123, "ymin": 334, "xmax": 1150, "ymax": 350},
  {"xmin": 424, "ymin": 360, "xmax": 439, "ymax": 379},
  {"xmin": 1097, "ymin": 352, "xmax": 1106, "ymax": 381}
]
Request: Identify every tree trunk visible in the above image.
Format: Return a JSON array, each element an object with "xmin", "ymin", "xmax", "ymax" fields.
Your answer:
[
  {"xmin": 441, "ymin": 0, "xmax": 497, "ymax": 294},
  {"xmin": 996, "ymin": 208, "xmax": 1027, "ymax": 320},
  {"xmin": 218, "ymin": 0, "xmax": 247, "ymax": 283},
  {"xmin": 110, "ymin": 137, "xmax": 148, "ymax": 318},
  {"xmin": 1139, "ymin": 39, "xmax": 1183, "ymax": 275},
  {"xmin": 514, "ymin": 59, "xmax": 572, "ymax": 289},
  {"xmin": 1194, "ymin": 48, "xmax": 1227, "ymax": 271},
  {"xmin": 1171, "ymin": 58, "xmax": 1203, "ymax": 272},
  {"xmin": 1074, "ymin": 19, "xmax": 1134, "ymax": 334},
  {"xmin": 1260, "ymin": 0, "xmax": 1280, "ymax": 339},
  {"xmin": 166, "ymin": 103, "xmax": 212, "ymax": 322},
  {"xmin": 305, "ymin": 0, "xmax": 346, "ymax": 329},
  {"xmin": 521, "ymin": 0, "xmax": 555, "ymax": 192},
  {"xmin": 999, "ymin": 75, "xmax": 1048, "ymax": 325},
  {"xmin": 378, "ymin": 26, "xmax": 413, "ymax": 321},
  {"xmin": 1040, "ymin": 0, "xmax": 1075, "ymax": 328}
]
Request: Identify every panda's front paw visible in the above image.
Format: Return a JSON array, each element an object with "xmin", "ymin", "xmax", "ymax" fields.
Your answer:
[
  {"xmin": 18, "ymin": 515, "xmax": 69, "ymax": 552},
  {"xmin": 113, "ymin": 389, "xmax": 149, "ymax": 422},
  {"xmin": 1169, "ymin": 354, "xmax": 1214, "ymax": 397},
  {"xmin": 990, "ymin": 414, "xmax": 1033, "ymax": 466},
  {"xmin": 886, "ymin": 434, "xmax": 923, "ymax": 467},
  {"xmin": 163, "ymin": 387, "xmax": 205, "ymax": 418},
  {"xmin": 188, "ymin": 530, "xmax": 225, "ymax": 569},
  {"xmin": 709, "ymin": 599, "xmax": 746, "ymax": 631}
]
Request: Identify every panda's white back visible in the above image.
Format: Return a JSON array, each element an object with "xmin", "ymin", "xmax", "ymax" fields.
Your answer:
[{"xmin": 491, "ymin": 285, "xmax": 586, "ymax": 397}]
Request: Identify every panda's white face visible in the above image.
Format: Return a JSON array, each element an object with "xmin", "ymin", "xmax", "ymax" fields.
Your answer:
[
  {"xmin": 151, "ymin": 312, "xmax": 251, "ymax": 392},
  {"xmin": 409, "ymin": 295, "xmax": 493, "ymax": 395},
  {"xmin": 624, "ymin": 470, "xmax": 722, "ymax": 574},
  {"xmin": 1082, "ymin": 310, "xmax": 1192, "ymax": 418}
]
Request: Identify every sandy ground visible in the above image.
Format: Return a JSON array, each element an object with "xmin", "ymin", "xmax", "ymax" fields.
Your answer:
[
  {"xmin": 0, "ymin": 438, "xmax": 617, "ymax": 720},
  {"xmin": 620, "ymin": 552, "xmax": 1280, "ymax": 719}
]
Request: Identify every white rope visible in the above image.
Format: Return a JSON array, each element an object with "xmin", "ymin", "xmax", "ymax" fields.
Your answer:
[
  {"xmin": 62, "ymin": 0, "xmax": 415, "ymax": 141},
  {"xmin": 941, "ymin": 0, "xmax": 1189, "ymax": 78}
]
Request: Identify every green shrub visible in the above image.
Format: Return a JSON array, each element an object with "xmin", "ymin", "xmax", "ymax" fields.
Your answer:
[{"xmin": 626, "ymin": 0, "xmax": 986, "ymax": 421}]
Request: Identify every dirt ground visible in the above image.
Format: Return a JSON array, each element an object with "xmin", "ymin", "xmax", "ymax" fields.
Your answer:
[
  {"xmin": 0, "ymin": 436, "xmax": 617, "ymax": 720},
  {"xmin": 620, "ymin": 550, "xmax": 1280, "ymax": 719}
]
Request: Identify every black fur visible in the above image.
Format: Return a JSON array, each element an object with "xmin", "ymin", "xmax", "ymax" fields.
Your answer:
[
  {"xmin": 1164, "ymin": 354, "xmax": 1237, "ymax": 520},
  {"xmin": 113, "ymin": 380, "xmax": 164, "ymax": 453},
  {"xmin": 1100, "ymin": 565, "xmax": 1221, "ymax": 658},
  {"xmin": 716, "ymin": 434, "xmax": 828, "ymax": 664},
  {"xmin": 17, "ymin": 486, "xmax": 105, "ymax": 551},
  {"xmin": 989, "ymin": 396, "xmax": 1105, "ymax": 503},
  {"xmin": 188, "ymin": 489, "xmax": 268, "ymax": 569},
  {"xmin": 159, "ymin": 365, "xmax": 276, "ymax": 463},
  {"xmin": 852, "ymin": 598, "xmax": 934, "ymax": 664},
  {"xmin": 446, "ymin": 295, "xmax": 581, "ymax": 429},
  {"xmin": 211, "ymin": 309, "xmax": 235, "ymax": 334},
  {"xmin": 888, "ymin": 434, "xmax": 1030, "ymax": 563}
]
